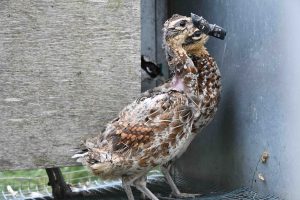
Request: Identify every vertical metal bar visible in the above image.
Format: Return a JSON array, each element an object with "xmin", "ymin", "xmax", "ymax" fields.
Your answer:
[
  {"xmin": 155, "ymin": 0, "xmax": 169, "ymax": 78},
  {"xmin": 141, "ymin": 0, "xmax": 156, "ymax": 61}
]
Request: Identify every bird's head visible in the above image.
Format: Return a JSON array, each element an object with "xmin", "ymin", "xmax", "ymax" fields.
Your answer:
[
  {"xmin": 163, "ymin": 13, "xmax": 226, "ymax": 73},
  {"xmin": 163, "ymin": 13, "xmax": 226, "ymax": 56},
  {"xmin": 183, "ymin": 13, "xmax": 226, "ymax": 55},
  {"xmin": 163, "ymin": 14, "xmax": 198, "ymax": 49}
]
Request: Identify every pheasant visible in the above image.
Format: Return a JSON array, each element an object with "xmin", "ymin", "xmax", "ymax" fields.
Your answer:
[{"xmin": 73, "ymin": 13, "xmax": 226, "ymax": 200}]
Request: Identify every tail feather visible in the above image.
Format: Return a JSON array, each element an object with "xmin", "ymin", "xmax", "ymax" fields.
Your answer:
[
  {"xmin": 71, "ymin": 135, "xmax": 99, "ymax": 162},
  {"xmin": 72, "ymin": 152, "xmax": 88, "ymax": 159}
]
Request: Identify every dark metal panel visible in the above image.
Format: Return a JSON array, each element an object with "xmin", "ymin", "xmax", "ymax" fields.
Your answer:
[
  {"xmin": 168, "ymin": 0, "xmax": 300, "ymax": 199},
  {"xmin": 141, "ymin": 0, "xmax": 168, "ymax": 92},
  {"xmin": 141, "ymin": 0, "xmax": 156, "ymax": 60}
]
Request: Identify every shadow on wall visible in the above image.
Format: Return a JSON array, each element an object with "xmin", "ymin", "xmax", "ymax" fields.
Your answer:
[{"xmin": 173, "ymin": 84, "xmax": 240, "ymax": 193}]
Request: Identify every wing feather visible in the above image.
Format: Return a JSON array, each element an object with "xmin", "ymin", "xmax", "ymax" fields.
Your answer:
[{"xmin": 80, "ymin": 90, "xmax": 195, "ymax": 174}]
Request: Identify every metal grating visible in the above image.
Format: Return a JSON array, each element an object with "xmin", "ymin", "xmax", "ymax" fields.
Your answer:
[
  {"xmin": 0, "ymin": 169, "xmax": 282, "ymax": 200},
  {"xmin": 0, "ymin": 171, "xmax": 282, "ymax": 200}
]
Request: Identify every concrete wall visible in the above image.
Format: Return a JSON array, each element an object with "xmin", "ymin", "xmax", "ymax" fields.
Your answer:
[
  {"xmin": 0, "ymin": 0, "xmax": 140, "ymax": 170},
  {"xmin": 169, "ymin": 0, "xmax": 300, "ymax": 199}
]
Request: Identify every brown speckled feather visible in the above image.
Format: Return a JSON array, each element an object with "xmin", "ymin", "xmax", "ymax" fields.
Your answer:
[{"xmin": 81, "ymin": 90, "xmax": 196, "ymax": 179}]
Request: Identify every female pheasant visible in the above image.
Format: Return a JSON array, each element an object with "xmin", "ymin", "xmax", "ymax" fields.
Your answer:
[{"xmin": 73, "ymin": 13, "xmax": 226, "ymax": 200}]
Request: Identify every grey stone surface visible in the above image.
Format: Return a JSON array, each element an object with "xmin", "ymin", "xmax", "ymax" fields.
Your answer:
[{"xmin": 0, "ymin": 0, "xmax": 140, "ymax": 170}]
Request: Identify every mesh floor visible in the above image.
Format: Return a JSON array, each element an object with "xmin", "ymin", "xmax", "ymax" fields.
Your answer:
[
  {"xmin": 1, "ymin": 170, "xmax": 281, "ymax": 200},
  {"xmin": 29, "ymin": 175, "xmax": 280, "ymax": 200}
]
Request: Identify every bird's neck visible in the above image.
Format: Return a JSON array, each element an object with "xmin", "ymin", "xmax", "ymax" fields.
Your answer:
[
  {"xmin": 165, "ymin": 42, "xmax": 221, "ymax": 102},
  {"xmin": 189, "ymin": 53, "xmax": 222, "ymax": 104},
  {"xmin": 166, "ymin": 43, "xmax": 199, "ymax": 96},
  {"xmin": 166, "ymin": 43, "xmax": 190, "ymax": 69}
]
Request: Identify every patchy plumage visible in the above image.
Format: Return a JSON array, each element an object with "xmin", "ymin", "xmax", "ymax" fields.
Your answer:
[
  {"xmin": 73, "ymin": 13, "xmax": 225, "ymax": 200},
  {"xmin": 80, "ymin": 91, "xmax": 195, "ymax": 179}
]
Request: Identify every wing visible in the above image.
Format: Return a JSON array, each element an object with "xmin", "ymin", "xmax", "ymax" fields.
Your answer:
[{"xmin": 85, "ymin": 90, "xmax": 195, "ymax": 165}]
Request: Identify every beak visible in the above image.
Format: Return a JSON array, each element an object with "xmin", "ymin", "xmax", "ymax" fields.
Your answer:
[{"xmin": 191, "ymin": 13, "xmax": 226, "ymax": 40}]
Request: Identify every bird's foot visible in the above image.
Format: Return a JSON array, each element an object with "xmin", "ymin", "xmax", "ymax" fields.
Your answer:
[{"xmin": 170, "ymin": 192, "xmax": 202, "ymax": 199}]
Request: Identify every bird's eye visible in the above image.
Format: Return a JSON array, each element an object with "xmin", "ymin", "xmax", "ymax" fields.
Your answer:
[
  {"xmin": 179, "ymin": 21, "xmax": 186, "ymax": 27},
  {"xmin": 193, "ymin": 30, "xmax": 202, "ymax": 37}
]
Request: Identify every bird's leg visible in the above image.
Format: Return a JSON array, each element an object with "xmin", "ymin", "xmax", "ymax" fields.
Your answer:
[
  {"xmin": 122, "ymin": 176, "xmax": 135, "ymax": 200},
  {"xmin": 140, "ymin": 176, "xmax": 147, "ymax": 200},
  {"xmin": 161, "ymin": 164, "xmax": 181, "ymax": 195},
  {"xmin": 161, "ymin": 163, "xmax": 201, "ymax": 198},
  {"xmin": 133, "ymin": 175, "xmax": 159, "ymax": 200}
]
